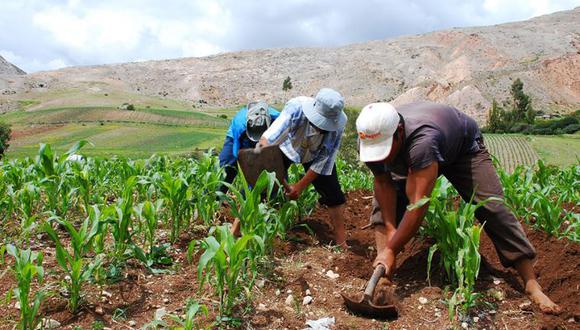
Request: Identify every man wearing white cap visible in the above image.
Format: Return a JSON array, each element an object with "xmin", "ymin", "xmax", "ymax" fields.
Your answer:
[
  {"xmin": 356, "ymin": 101, "xmax": 560, "ymax": 314},
  {"xmin": 257, "ymin": 88, "xmax": 348, "ymax": 248}
]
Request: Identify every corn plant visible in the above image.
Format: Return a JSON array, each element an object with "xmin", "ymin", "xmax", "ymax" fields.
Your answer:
[
  {"xmin": 132, "ymin": 200, "xmax": 173, "ymax": 272},
  {"xmin": 1, "ymin": 244, "xmax": 45, "ymax": 330},
  {"xmin": 197, "ymin": 225, "xmax": 264, "ymax": 319},
  {"xmin": 142, "ymin": 299, "xmax": 209, "ymax": 330},
  {"xmin": 157, "ymin": 172, "xmax": 189, "ymax": 242},
  {"xmin": 420, "ymin": 178, "xmax": 497, "ymax": 319},
  {"xmin": 16, "ymin": 182, "xmax": 40, "ymax": 244},
  {"xmin": 106, "ymin": 176, "xmax": 138, "ymax": 259},
  {"xmin": 36, "ymin": 141, "xmax": 90, "ymax": 216},
  {"xmin": 43, "ymin": 208, "xmax": 103, "ymax": 312},
  {"xmin": 529, "ymin": 192, "xmax": 574, "ymax": 238}
]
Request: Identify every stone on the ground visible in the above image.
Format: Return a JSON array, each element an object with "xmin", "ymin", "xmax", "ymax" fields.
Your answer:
[
  {"xmin": 37, "ymin": 319, "xmax": 61, "ymax": 329},
  {"xmin": 95, "ymin": 306, "xmax": 104, "ymax": 315},
  {"xmin": 461, "ymin": 321, "xmax": 468, "ymax": 329},
  {"xmin": 257, "ymin": 303, "xmax": 267, "ymax": 311},
  {"xmin": 473, "ymin": 316, "xmax": 479, "ymax": 323},
  {"xmin": 305, "ymin": 289, "xmax": 312, "ymax": 295},
  {"xmin": 325, "ymin": 270, "xmax": 339, "ymax": 279},
  {"xmin": 285, "ymin": 294, "xmax": 295, "ymax": 306},
  {"xmin": 303, "ymin": 296, "xmax": 313, "ymax": 305},
  {"xmin": 155, "ymin": 307, "xmax": 167, "ymax": 320},
  {"xmin": 128, "ymin": 320, "xmax": 136, "ymax": 327},
  {"xmin": 275, "ymin": 289, "xmax": 281, "ymax": 296},
  {"xmin": 418, "ymin": 296, "xmax": 428, "ymax": 304}
]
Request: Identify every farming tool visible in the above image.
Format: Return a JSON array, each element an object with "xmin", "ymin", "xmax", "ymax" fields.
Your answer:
[
  {"xmin": 238, "ymin": 145, "xmax": 289, "ymax": 189},
  {"xmin": 341, "ymin": 265, "xmax": 399, "ymax": 319}
]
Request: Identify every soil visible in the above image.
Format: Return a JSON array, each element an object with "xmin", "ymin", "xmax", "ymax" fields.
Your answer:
[{"xmin": 0, "ymin": 189, "xmax": 578, "ymax": 329}]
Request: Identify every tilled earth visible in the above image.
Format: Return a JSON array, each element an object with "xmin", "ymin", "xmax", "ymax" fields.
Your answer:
[{"xmin": 0, "ymin": 190, "xmax": 578, "ymax": 329}]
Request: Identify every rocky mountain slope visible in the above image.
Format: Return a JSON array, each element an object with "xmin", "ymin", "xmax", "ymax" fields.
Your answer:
[
  {"xmin": 0, "ymin": 56, "xmax": 25, "ymax": 75},
  {"xmin": 1, "ymin": 7, "xmax": 579, "ymax": 123}
]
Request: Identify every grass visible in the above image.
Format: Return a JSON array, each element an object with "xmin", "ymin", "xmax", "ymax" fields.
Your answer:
[
  {"xmin": 6, "ymin": 123, "xmax": 224, "ymax": 159},
  {"xmin": 527, "ymin": 134, "xmax": 580, "ymax": 167}
]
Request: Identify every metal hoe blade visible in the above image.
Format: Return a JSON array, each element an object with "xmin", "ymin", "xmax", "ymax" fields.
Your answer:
[{"xmin": 342, "ymin": 265, "xmax": 399, "ymax": 319}]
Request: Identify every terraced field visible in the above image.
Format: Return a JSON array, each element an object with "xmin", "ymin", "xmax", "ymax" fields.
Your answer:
[
  {"xmin": 4, "ymin": 106, "xmax": 232, "ymax": 158},
  {"xmin": 484, "ymin": 134, "xmax": 540, "ymax": 172}
]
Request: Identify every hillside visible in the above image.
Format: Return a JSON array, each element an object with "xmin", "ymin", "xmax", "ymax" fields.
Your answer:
[
  {"xmin": 0, "ymin": 55, "xmax": 25, "ymax": 75},
  {"xmin": 1, "ymin": 8, "xmax": 579, "ymax": 123}
]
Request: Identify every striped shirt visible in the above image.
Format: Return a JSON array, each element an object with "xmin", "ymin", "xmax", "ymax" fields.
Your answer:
[{"xmin": 262, "ymin": 97, "xmax": 343, "ymax": 176}]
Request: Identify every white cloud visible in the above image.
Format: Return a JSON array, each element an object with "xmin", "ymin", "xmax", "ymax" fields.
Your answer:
[{"xmin": 0, "ymin": 0, "xmax": 578, "ymax": 72}]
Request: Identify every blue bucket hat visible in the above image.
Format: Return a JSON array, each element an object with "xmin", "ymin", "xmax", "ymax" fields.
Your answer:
[{"xmin": 303, "ymin": 88, "xmax": 347, "ymax": 132}]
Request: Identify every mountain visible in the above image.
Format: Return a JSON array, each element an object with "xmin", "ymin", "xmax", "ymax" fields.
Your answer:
[
  {"xmin": 0, "ymin": 55, "xmax": 25, "ymax": 75},
  {"xmin": 2, "ymin": 7, "xmax": 579, "ymax": 123}
]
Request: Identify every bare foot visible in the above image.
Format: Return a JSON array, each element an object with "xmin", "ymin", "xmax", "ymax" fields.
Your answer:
[{"xmin": 525, "ymin": 281, "xmax": 561, "ymax": 314}]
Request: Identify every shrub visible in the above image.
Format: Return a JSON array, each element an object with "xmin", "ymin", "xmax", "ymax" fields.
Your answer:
[
  {"xmin": 563, "ymin": 124, "xmax": 580, "ymax": 134},
  {"xmin": 0, "ymin": 121, "xmax": 11, "ymax": 159}
]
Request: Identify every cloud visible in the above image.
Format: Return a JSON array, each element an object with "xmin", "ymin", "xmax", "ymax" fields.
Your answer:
[{"xmin": 0, "ymin": 0, "xmax": 578, "ymax": 72}]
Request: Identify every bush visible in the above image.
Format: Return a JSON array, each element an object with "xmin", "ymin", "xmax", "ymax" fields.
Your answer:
[
  {"xmin": 509, "ymin": 123, "xmax": 530, "ymax": 133},
  {"xmin": 563, "ymin": 124, "xmax": 580, "ymax": 134},
  {"xmin": 0, "ymin": 121, "xmax": 11, "ymax": 159}
]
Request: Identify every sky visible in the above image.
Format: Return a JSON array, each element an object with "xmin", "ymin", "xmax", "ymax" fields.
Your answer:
[{"xmin": 1, "ymin": 0, "xmax": 578, "ymax": 73}]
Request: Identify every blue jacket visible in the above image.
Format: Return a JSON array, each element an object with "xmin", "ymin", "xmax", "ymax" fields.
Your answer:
[{"xmin": 219, "ymin": 106, "xmax": 280, "ymax": 166}]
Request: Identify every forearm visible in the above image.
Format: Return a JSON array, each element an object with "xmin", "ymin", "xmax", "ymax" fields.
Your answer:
[
  {"xmin": 386, "ymin": 207, "xmax": 426, "ymax": 253},
  {"xmin": 373, "ymin": 175, "xmax": 398, "ymax": 253},
  {"xmin": 295, "ymin": 169, "xmax": 318, "ymax": 191}
]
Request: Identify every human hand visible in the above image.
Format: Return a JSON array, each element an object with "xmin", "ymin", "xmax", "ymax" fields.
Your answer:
[
  {"xmin": 373, "ymin": 248, "xmax": 396, "ymax": 278},
  {"xmin": 253, "ymin": 143, "xmax": 263, "ymax": 155},
  {"xmin": 285, "ymin": 183, "xmax": 302, "ymax": 200}
]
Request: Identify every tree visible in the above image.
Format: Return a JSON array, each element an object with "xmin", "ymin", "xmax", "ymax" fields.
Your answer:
[
  {"xmin": 510, "ymin": 78, "xmax": 534, "ymax": 124},
  {"xmin": 486, "ymin": 99, "xmax": 504, "ymax": 133},
  {"xmin": 0, "ymin": 121, "xmax": 12, "ymax": 159},
  {"xmin": 282, "ymin": 76, "xmax": 293, "ymax": 92}
]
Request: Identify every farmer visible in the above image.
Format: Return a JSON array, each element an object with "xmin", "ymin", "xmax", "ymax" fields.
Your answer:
[
  {"xmin": 356, "ymin": 101, "xmax": 560, "ymax": 314},
  {"xmin": 256, "ymin": 88, "xmax": 348, "ymax": 248},
  {"xmin": 218, "ymin": 101, "xmax": 279, "ymax": 193}
]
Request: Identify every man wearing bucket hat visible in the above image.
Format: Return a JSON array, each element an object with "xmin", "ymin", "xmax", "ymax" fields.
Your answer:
[
  {"xmin": 356, "ymin": 101, "xmax": 560, "ymax": 314},
  {"xmin": 218, "ymin": 101, "xmax": 279, "ymax": 193},
  {"xmin": 257, "ymin": 88, "xmax": 348, "ymax": 248}
]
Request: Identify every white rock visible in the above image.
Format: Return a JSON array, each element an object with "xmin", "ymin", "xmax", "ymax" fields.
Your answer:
[
  {"xmin": 461, "ymin": 322, "xmax": 468, "ymax": 329},
  {"xmin": 257, "ymin": 279, "xmax": 265, "ymax": 288},
  {"xmin": 257, "ymin": 303, "xmax": 267, "ymax": 311},
  {"xmin": 287, "ymin": 289, "xmax": 292, "ymax": 294},
  {"xmin": 95, "ymin": 306, "xmax": 104, "ymax": 315},
  {"xmin": 38, "ymin": 319, "xmax": 61, "ymax": 329},
  {"xmin": 128, "ymin": 320, "xmax": 136, "ymax": 327},
  {"xmin": 14, "ymin": 301, "xmax": 20, "ymax": 310},
  {"xmin": 473, "ymin": 316, "xmax": 479, "ymax": 323},
  {"xmin": 305, "ymin": 289, "xmax": 312, "ymax": 295},
  {"xmin": 155, "ymin": 307, "xmax": 167, "ymax": 320},
  {"xmin": 101, "ymin": 290, "xmax": 113, "ymax": 298},
  {"xmin": 303, "ymin": 296, "xmax": 313, "ymax": 305},
  {"xmin": 418, "ymin": 296, "xmax": 428, "ymax": 304},
  {"xmin": 163, "ymin": 298, "xmax": 170, "ymax": 304},
  {"xmin": 325, "ymin": 270, "xmax": 339, "ymax": 279},
  {"xmin": 285, "ymin": 294, "xmax": 295, "ymax": 306},
  {"xmin": 489, "ymin": 310, "xmax": 497, "ymax": 314},
  {"xmin": 275, "ymin": 289, "xmax": 281, "ymax": 296}
]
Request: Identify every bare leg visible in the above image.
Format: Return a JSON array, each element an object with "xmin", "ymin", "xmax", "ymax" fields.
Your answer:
[
  {"xmin": 515, "ymin": 258, "xmax": 561, "ymax": 314},
  {"xmin": 230, "ymin": 218, "xmax": 241, "ymax": 237},
  {"xmin": 327, "ymin": 204, "xmax": 348, "ymax": 248}
]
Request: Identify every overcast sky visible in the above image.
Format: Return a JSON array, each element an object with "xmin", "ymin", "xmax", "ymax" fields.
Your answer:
[{"xmin": 1, "ymin": 0, "xmax": 578, "ymax": 73}]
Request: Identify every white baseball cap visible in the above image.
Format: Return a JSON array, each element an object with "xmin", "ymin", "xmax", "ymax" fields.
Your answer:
[{"xmin": 356, "ymin": 103, "xmax": 400, "ymax": 162}]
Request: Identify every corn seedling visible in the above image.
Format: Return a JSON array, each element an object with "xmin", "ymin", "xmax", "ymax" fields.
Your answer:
[
  {"xmin": 43, "ymin": 208, "xmax": 103, "ymax": 312},
  {"xmin": 197, "ymin": 225, "xmax": 264, "ymax": 319},
  {"xmin": 1, "ymin": 244, "xmax": 45, "ymax": 330},
  {"xmin": 143, "ymin": 299, "xmax": 209, "ymax": 330}
]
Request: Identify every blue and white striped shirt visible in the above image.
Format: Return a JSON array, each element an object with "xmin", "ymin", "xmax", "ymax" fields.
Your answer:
[{"xmin": 262, "ymin": 97, "xmax": 343, "ymax": 176}]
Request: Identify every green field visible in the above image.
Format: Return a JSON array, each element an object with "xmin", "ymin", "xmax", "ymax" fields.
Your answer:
[
  {"xmin": 527, "ymin": 134, "xmax": 580, "ymax": 167},
  {"xmin": 484, "ymin": 134, "xmax": 579, "ymax": 170},
  {"xmin": 6, "ymin": 123, "xmax": 225, "ymax": 159}
]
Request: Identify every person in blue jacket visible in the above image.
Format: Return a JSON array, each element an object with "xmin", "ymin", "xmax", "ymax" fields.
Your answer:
[{"xmin": 218, "ymin": 101, "xmax": 280, "ymax": 193}]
